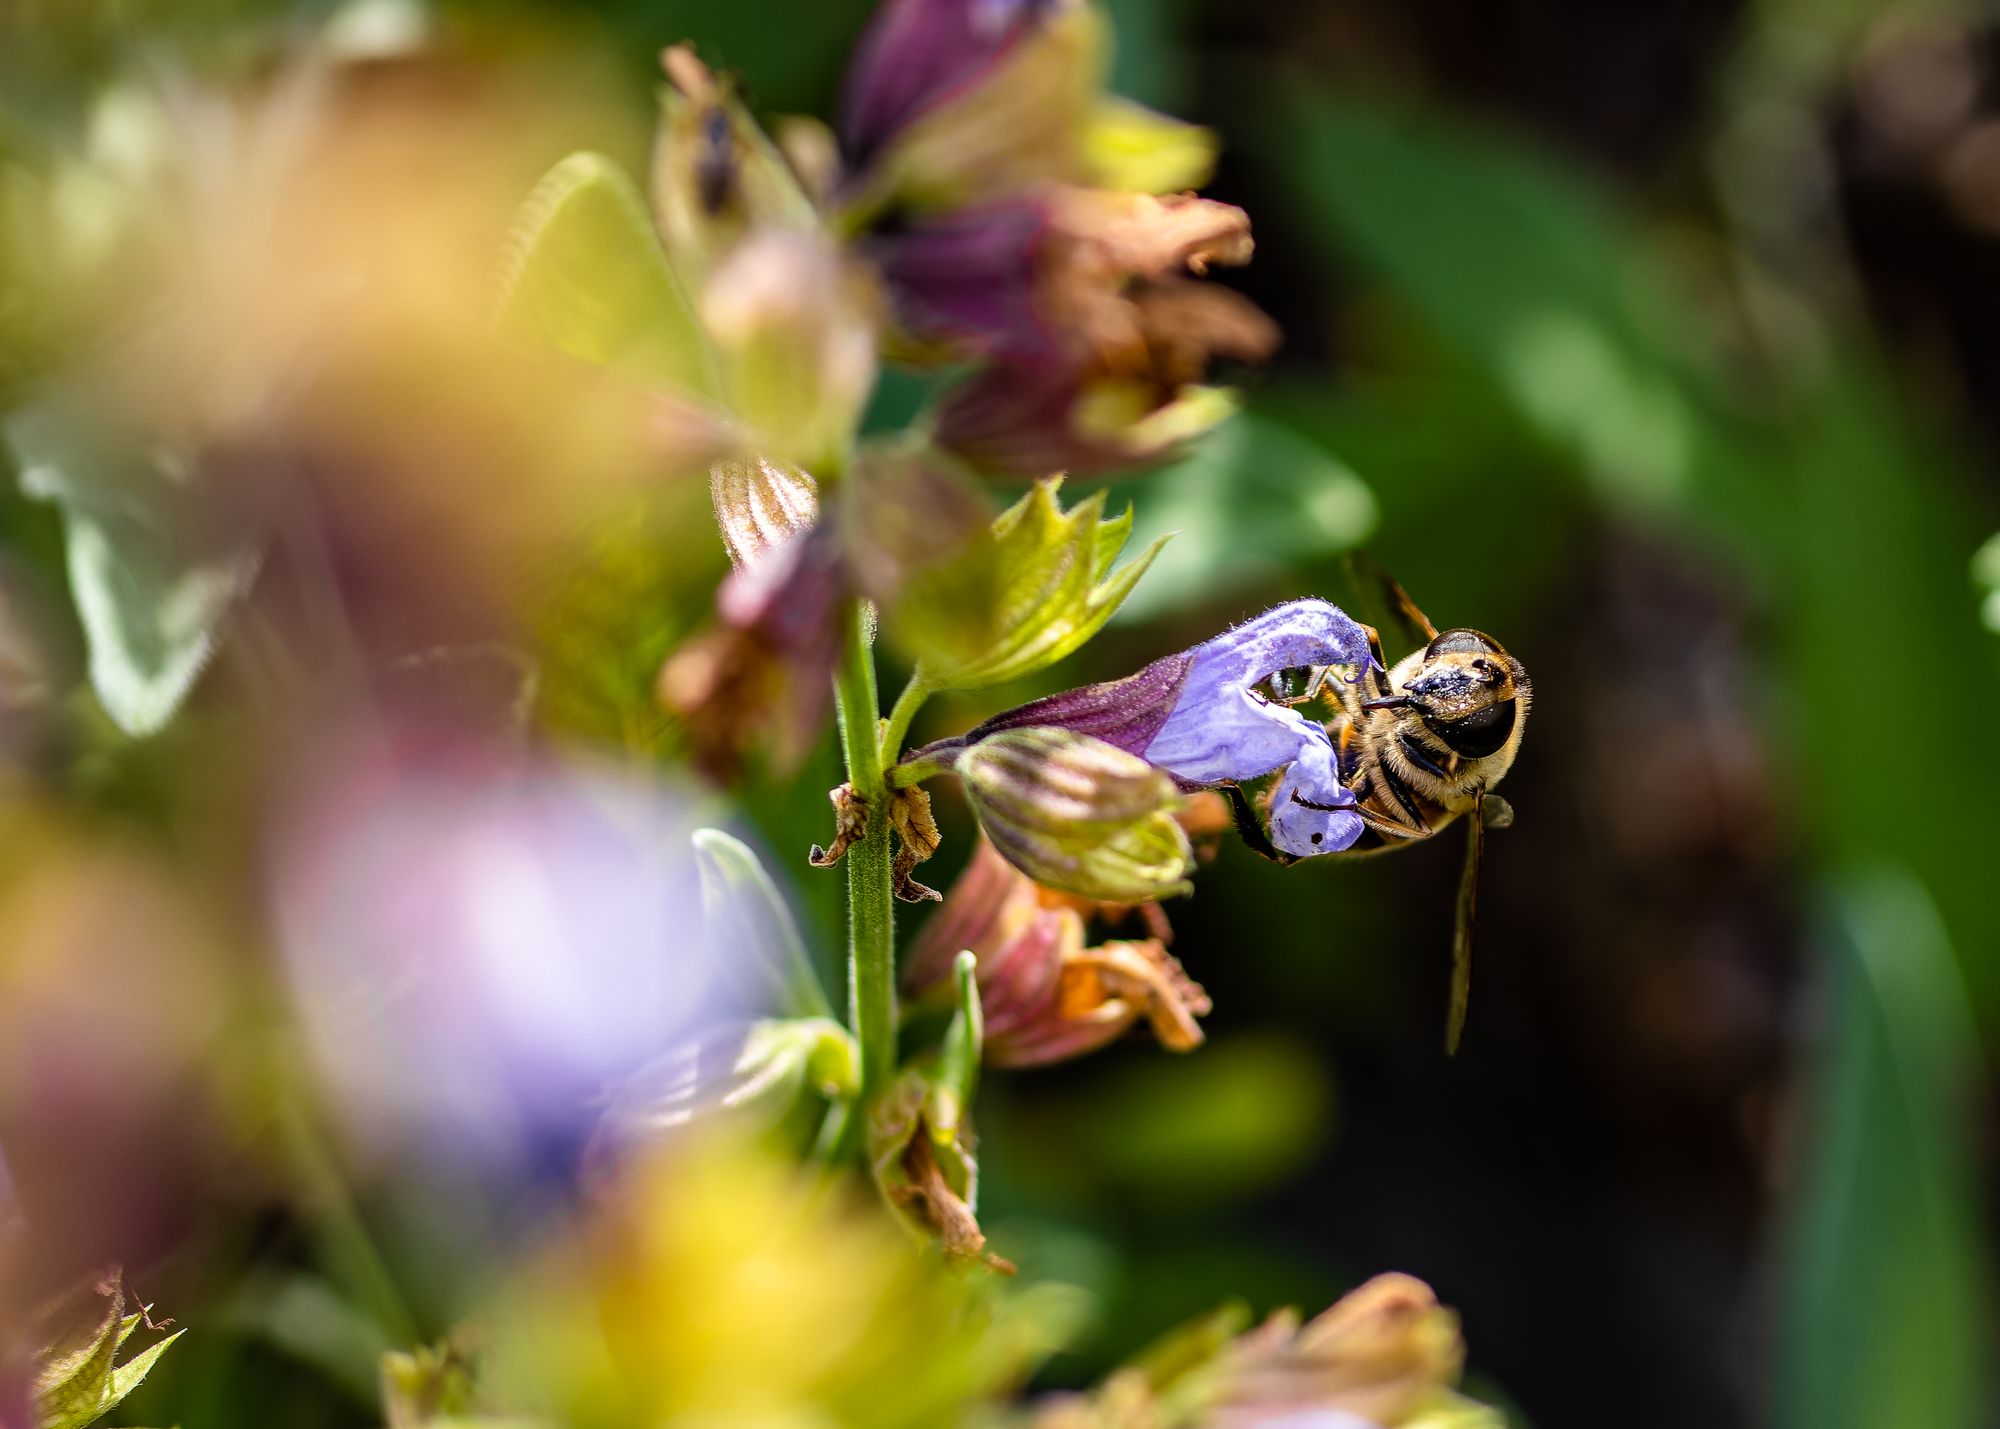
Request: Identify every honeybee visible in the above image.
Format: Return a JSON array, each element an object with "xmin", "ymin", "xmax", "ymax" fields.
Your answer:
[{"xmin": 1236, "ymin": 562, "xmax": 1531, "ymax": 1053}]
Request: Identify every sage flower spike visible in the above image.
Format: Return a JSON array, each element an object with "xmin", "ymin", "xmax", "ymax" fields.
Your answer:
[{"xmin": 934, "ymin": 599, "xmax": 1375, "ymax": 858}]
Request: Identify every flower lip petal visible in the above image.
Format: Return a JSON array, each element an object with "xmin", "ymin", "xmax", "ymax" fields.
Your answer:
[{"xmin": 1269, "ymin": 735, "xmax": 1364, "ymax": 858}]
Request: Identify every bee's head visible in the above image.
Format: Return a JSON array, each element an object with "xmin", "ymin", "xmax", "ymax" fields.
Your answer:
[{"xmin": 1395, "ymin": 629, "xmax": 1526, "ymax": 758}]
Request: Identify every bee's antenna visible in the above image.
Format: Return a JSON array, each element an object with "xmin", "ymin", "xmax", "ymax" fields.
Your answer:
[{"xmin": 1361, "ymin": 695, "xmax": 1410, "ymax": 711}]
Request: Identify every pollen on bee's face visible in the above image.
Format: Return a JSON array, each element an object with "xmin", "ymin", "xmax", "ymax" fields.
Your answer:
[{"xmin": 1406, "ymin": 662, "xmax": 1497, "ymax": 722}]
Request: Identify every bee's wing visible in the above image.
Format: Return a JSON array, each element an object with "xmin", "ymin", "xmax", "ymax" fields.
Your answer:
[
  {"xmin": 1342, "ymin": 551, "xmax": 1439, "ymax": 661},
  {"xmin": 1445, "ymin": 792, "xmax": 1483, "ymax": 1055}
]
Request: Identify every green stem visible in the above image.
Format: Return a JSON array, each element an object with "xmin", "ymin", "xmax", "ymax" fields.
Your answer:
[
  {"xmin": 833, "ymin": 599, "xmax": 897, "ymax": 1114},
  {"xmin": 878, "ymin": 673, "xmax": 931, "ymax": 769},
  {"xmin": 887, "ymin": 748, "xmax": 955, "ymax": 788}
]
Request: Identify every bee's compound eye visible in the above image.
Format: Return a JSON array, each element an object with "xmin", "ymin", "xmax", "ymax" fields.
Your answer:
[
  {"xmin": 1425, "ymin": 628, "xmax": 1491, "ymax": 660},
  {"xmin": 1426, "ymin": 698, "xmax": 1517, "ymax": 758}
]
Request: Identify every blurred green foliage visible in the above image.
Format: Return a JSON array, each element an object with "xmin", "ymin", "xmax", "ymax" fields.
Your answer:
[
  {"xmin": 1779, "ymin": 869, "xmax": 1987, "ymax": 1429},
  {"xmin": 2, "ymin": 0, "xmax": 1997, "ymax": 1426}
]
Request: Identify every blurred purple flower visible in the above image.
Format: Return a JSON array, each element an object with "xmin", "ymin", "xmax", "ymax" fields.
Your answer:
[
  {"xmin": 921, "ymin": 189, "xmax": 1278, "ymax": 476},
  {"xmin": 839, "ymin": 0, "xmax": 1060, "ymax": 172},
  {"xmin": 934, "ymin": 599, "xmax": 1373, "ymax": 857},
  {"xmin": 273, "ymin": 741, "xmax": 745, "ymax": 1178},
  {"xmin": 863, "ymin": 201, "xmax": 1051, "ymax": 361},
  {"xmin": 657, "ymin": 520, "xmax": 850, "ymax": 783}
]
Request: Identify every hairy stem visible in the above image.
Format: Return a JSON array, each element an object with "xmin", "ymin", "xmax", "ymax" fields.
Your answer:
[{"xmin": 833, "ymin": 599, "xmax": 897, "ymax": 1112}]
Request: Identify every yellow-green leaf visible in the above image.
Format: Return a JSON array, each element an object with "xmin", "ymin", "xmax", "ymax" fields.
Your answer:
[
  {"xmin": 493, "ymin": 152, "xmax": 716, "ymax": 397},
  {"xmin": 911, "ymin": 478, "xmax": 1169, "ymax": 692}
]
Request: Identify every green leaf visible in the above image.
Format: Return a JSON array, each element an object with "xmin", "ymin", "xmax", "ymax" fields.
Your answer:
[
  {"xmin": 493, "ymin": 152, "xmax": 716, "ymax": 397},
  {"xmin": 32, "ymin": 1281, "xmax": 123, "ymax": 1425},
  {"xmin": 222, "ymin": 1272, "xmax": 390, "ymax": 1409},
  {"xmin": 1975, "ymin": 530, "xmax": 2000, "ymax": 635},
  {"xmin": 1279, "ymin": 92, "xmax": 1737, "ymax": 513},
  {"xmin": 597, "ymin": 1017, "xmax": 860, "ymax": 1147},
  {"xmin": 10, "ymin": 404, "xmax": 259, "ymax": 739},
  {"xmin": 93, "ymin": 1330, "xmax": 182, "ymax": 1424},
  {"xmin": 692, "ymin": 826, "xmax": 831, "ymax": 1019},
  {"xmin": 926, "ymin": 952, "xmax": 983, "ymax": 1142},
  {"xmin": 1115, "ymin": 410, "xmax": 1377, "ymax": 619},
  {"xmin": 1778, "ymin": 866, "xmax": 1990, "ymax": 1429},
  {"xmin": 908, "ymin": 478, "xmax": 1170, "ymax": 692},
  {"xmin": 27, "ymin": 1269, "xmax": 183, "ymax": 1429}
]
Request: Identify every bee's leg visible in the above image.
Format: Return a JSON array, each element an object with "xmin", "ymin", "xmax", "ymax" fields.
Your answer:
[
  {"xmin": 1350, "ymin": 798, "xmax": 1432, "ymax": 842},
  {"xmin": 1272, "ymin": 663, "xmax": 1335, "ymax": 707},
  {"xmin": 1222, "ymin": 785, "xmax": 1297, "ymax": 866},
  {"xmin": 1363, "ymin": 625, "xmax": 1396, "ymax": 699}
]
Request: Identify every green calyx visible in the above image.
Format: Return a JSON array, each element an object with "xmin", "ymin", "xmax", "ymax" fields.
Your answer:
[
  {"xmin": 31, "ymin": 1270, "xmax": 183, "ymax": 1429},
  {"xmin": 914, "ymin": 477, "xmax": 1169, "ymax": 693},
  {"xmin": 957, "ymin": 727, "xmax": 1194, "ymax": 903}
]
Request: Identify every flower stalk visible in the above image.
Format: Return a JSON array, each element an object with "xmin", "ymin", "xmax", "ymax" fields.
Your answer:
[
  {"xmin": 878, "ymin": 671, "xmax": 931, "ymax": 768},
  {"xmin": 832, "ymin": 598, "xmax": 899, "ymax": 1114}
]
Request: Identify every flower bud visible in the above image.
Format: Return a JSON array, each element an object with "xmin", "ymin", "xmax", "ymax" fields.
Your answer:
[
  {"xmin": 957, "ymin": 727, "xmax": 1194, "ymax": 902},
  {"xmin": 657, "ymin": 521, "xmax": 849, "ymax": 782},
  {"xmin": 708, "ymin": 455, "xmax": 818, "ymax": 572},
  {"xmin": 869, "ymin": 1068, "xmax": 1011, "ymax": 1271},
  {"xmin": 701, "ymin": 230, "xmax": 879, "ymax": 473},
  {"xmin": 1032, "ymin": 1273, "xmax": 1498, "ymax": 1428},
  {"xmin": 863, "ymin": 199, "xmax": 1049, "ymax": 364},
  {"xmin": 1217, "ymin": 1274, "xmax": 1499, "ymax": 1428},
  {"xmin": 653, "ymin": 45, "xmax": 818, "ymax": 287},
  {"xmin": 379, "ymin": 1343, "xmax": 476, "ymax": 1429},
  {"xmin": 896, "ymin": 477, "xmax": 1167, "ymax": 692}
]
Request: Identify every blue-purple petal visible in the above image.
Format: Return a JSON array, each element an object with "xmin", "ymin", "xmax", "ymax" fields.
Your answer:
[
  {"xmin": 1140, "ymin": 600, "xmax": 1372, "ymax": 786},
  {"xmin": 1269, "ymin": 734, "xmax": 1364, "ymax": 857}
]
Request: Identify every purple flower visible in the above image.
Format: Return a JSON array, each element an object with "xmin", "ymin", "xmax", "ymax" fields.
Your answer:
[
  {"xmin": 657, "ymin": 521, "xmax": 850, "ymax": 783},
  {"xmin": 273, "ymin": 739, "xmax": 746, "ymax": 1179},
  {"xmin": 902, "ymin": 836, "xmax": 1210, "ymax": 1067},
  {"xmin": 839, "ymin": 0, "xmax": 1061, "ymax": 174},
  {"xmin": 937, "ymin": 599, "xmax": 1374, "ymax": 857},
  {"xmin": 876, "ymin": 188, "xmax": 1278, "ymax": 476},
  {"xmin": 862, "ymin": 200, "xmax": 1051, "ymax": 361}
]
